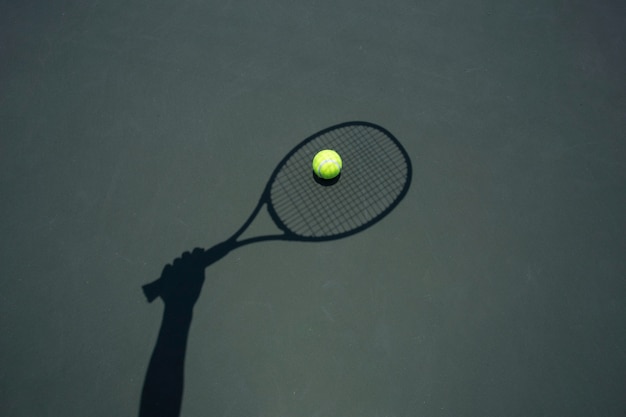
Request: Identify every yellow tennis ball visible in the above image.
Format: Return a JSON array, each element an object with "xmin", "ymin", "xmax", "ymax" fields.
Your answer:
[{"xmin": 312, "ymin": 149, "xmax": 342, "ymax": 180}]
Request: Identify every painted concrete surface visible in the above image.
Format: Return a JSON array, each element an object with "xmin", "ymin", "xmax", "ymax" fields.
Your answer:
[{"xmin": 1, "ymin": 1, "xmax": 625, "ymax": 416}]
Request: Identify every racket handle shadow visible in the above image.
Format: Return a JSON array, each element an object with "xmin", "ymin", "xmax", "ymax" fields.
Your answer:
[
  {"xmin": 142, "ymin": 280, "xmax": 162, "ymax": 303},
  {"xmin": 141, "ymin": 240, "xmax": 234, "ymax": 303}
]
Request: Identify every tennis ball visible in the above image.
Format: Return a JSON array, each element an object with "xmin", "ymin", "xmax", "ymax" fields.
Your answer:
[{"xmin": 312, "ymin": 149, "xmax": 342, "ymax": 180}]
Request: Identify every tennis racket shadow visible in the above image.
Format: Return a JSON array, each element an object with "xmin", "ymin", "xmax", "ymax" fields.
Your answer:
[
  {"xmin": 139, "ymin": 122, "xmax": 412, "ymax": 417},
  {"xmin": 142, "ymin": 121, "xmax": 413, "ymax": 303}
]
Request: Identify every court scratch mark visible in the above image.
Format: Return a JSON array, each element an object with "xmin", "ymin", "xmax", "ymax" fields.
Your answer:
[{"xmin": 321, "ymin": 305, "xmax": 335, "ymax": 322}]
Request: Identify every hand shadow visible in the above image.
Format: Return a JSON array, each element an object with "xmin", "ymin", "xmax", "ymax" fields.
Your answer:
[{"xmin": 139, "ymin": 247, "xmax": 213, "ymax": 417}]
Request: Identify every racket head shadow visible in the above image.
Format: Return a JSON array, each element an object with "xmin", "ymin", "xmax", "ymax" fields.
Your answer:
[{"xmin": 265, "ymin": 121, "xmax": 412, "ymax": 242}]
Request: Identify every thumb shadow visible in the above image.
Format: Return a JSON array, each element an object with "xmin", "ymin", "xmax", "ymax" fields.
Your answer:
[{"xmin": 139, "ymin": 246, "xmax": 226, "ymax": 417}]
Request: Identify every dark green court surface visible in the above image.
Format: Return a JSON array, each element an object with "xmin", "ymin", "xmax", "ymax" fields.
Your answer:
[{"xmin": 1, "ymin": 1, "xmax": 625, "ymax": 416}]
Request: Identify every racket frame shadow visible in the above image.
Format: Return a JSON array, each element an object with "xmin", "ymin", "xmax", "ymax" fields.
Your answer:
[{"xmin": 142, "ymin": 121, "xmax": 412, "ymax": 302}]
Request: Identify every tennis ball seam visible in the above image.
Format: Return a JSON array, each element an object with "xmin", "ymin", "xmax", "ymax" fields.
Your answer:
[{"xmin": 317, "ymin": 159, "xmax": 341, "ymax": 177}]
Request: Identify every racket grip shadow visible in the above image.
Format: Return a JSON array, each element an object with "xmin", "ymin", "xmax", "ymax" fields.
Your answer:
[
  {"xmin": 141, "ymin": 241, "xmax": 233, "ymax": 303},
  {"xmin": 142, "ymin": 280, "xmax": 161, "ymax": 303}
]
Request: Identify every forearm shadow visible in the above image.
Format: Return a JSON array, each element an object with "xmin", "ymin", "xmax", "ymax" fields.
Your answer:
[{"xmin": 139, "ymin": 247, "xmax": 225, "ymax": 417}]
